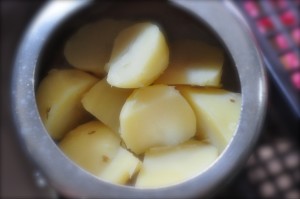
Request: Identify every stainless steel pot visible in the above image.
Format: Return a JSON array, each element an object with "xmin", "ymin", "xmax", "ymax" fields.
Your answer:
[{"xmin": 12, "ymin": 0, "xmax": 267, "ymax": 198}]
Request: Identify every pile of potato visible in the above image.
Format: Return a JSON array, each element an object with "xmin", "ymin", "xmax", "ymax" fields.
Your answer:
[{"xmin": 36, "ymin": 19, "xmax": 241, "ymax": 188}]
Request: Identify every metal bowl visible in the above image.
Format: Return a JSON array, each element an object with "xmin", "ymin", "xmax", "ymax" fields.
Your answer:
[{"xmin": 12, "ymin": 1, "xmax": 267, "ymax": 198}]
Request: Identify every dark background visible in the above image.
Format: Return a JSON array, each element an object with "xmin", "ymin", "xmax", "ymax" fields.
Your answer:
[
  {"xmin": 1, "ymin": 1, "xmax": 299, "ymax": 199},
  {"xmin": 1, "ymin": 1, "xmax": 54, "ymax": 198}
]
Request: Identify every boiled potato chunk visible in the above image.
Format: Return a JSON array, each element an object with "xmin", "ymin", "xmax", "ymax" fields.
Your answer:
[
  {"xmin": 135, "ymin": 140, "xmax": 218, "ymax": 188},
  {"xmin": 100, "ymin": 147, "xmax": 141, "ymax": 185},
  {"xmin": 59, "ymin": 121, "xmax": 121, "ymax": 179},
  {"xmin": 82, "ymin": 78, "xmax": 132, "ymax": 133},
  {"xmin": 178, "ymin": 87, "xmax": 241, "ymax": 152},
  {"xmin": 64, "ymin": 19, "xmax": 132, "ymax": 76},
  {"xmin": 120, "ymin": 85, "xmax": 196, "ymax": 154},
  {"xmin": 36, "ymin": 69, "xmax": 98, "ymax": 140},
  {"xmin": 155, "ymin": 40, "xmax": 223, "ymax": 86},
  {"xmin": 106, "ymin": 22, "xmax": 169, "ymax": 88},
  {"xmin": 60, "ymin": 121, "xmax": 141, "ymax": 185}
]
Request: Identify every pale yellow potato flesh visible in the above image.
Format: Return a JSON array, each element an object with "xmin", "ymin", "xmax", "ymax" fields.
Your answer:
[
  {"xmin": 82, "ymin": 78, "xmax": 132, "ymax": 133},
  {"xmin": 178, "ymin": 87, "xmax": 241, "ymax": 152},
  {"xmin": 99, "ymin": 147, "xmax": 141, "ymax": 185},
  {"xmin": 64, "ymin": 19, "xmax": 132, "ymax": 76},
  {"xmin": 155, "ymin": 40, "xmax": 223, "ymax": 86},
  {"xmin": 135, "ymin": 140, "xmax": 218, "ymax": 188},
  {"xmin": 60, "ymin": 121, "xmax": 141, "ymax": 185},
  {"xmin": 106, "ymin": 22, "xmax": 169, "ymax": 88},
  {"xmin": 59, "ymin": 121, "xmax": 121, "ymax": 178},
  {"xmin": 36, "ymin": 69, "xmax": 98, "ymax": 140},
  {"xmin": 120, "ymin": 85, "xmax": 196, "ymax": 154}
]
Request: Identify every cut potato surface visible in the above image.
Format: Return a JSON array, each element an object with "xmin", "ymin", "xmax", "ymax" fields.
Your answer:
[
  {"xmin": 178, "ymin": 87, "xmax": 241, "ymax": 152},
  {"xmin": 155, "ymin": 40, "xmax": 223, "ymax": 86},
  {"xmin": 106, "ymin": 22, "xmax": 169, "ymax": 88},
  {"xmin": 99, "ymin": 147, "xmax": 141, "ymax": 185},
  {"xmin": 36, "ymin": 69, "xmax": 98, "ymax": 140},
  {"xmin": 59, "ymin": 121, "xmax": 121, "ymax": 179},
  {"xmin": 60, "ymin": 121, "xmax": 141, "ymax": 185},
  {"xmin": 135, "ymin": 140, "xmax": 218, "ymax": 188},
  {"xmin": 64, "ymin": 19, "xmax": 132, "ymax": 76},
  {"xmin": 82, "ymin": 78, "xmax": 132, "ymax": 133},
  {"xmin": 120, "ymin": 85, "xmax": 196, "ymax": 154}
]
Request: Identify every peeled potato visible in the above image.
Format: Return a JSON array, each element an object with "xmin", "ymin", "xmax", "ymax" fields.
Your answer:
[
  {"xmin": 60, "ymin": 121, "xmax": 141, "ymax": 185},
  {"xmin": 120, "ymin": 85, "xmax": 196, "ymax": 154},
  {"xmin": 178, "ymin": 87, "xmax": 241, "ymax": 152},
  {"xmin": 64, "ymin": 19, "xmax": 132, "ymax": 76},
  {"xmin": 105, "ymin": 22, "xmax": 169, "ymax": 88},
  {"xmin": 82, "ymin": 78, "xmax": 132, "ymax": 133},
  {"xmin": 59, "ymin": 121, "xmax": 121, "ymax": 179},
  {"xmin": 155, "ymin": 40, "xmax": 223, "ymax": 86},
  {"xmin": 36, "ymin": 69, "xmax": 98, "ymax": 140},
  {"xmin": 99, "ymin": 147, "xmax": 141, "ymax": 185},
  {"xmin": 135, "ymin": 140, "xmax": 218, "ymax": 188}
]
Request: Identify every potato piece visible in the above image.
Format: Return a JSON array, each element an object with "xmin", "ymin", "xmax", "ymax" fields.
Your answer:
[
  {"xmin": 155, "ymin": 40, "xmax": 223, "ymax": 86},
  {"xmin": 135, "ymin": 140, "xmax": 218, "ymax": 188},
  {"xmin": 64, "ymin": 19, "xmax": 132, "ymax": 76},
  {"xmin": 59, "ymin": 121, "xmax": 121, "ymax": 178},
  {"xmin": 100, "ymin": 147, "xmax": 141, "ymax": 185},
  {"xmin": 82, "ymin": 78, "xmax": 132, "ymax": 133},
  {"xmin": 120, "ymin": 85, "xmax": 196, "ymax": 154},
  {"xmin": 106, "ymin": 22, "xmax": 169, "ymax": 88},
  {"xmin": 178, "ymin": 87, "xmax": 241, "ymax": 152},
  {"xmin": 60, "ymin": 121, "xmax": 141, "ymax": 185},
  {"xmin": 36, "ymin": 69, "xmax": 98, "ymax": 140}
]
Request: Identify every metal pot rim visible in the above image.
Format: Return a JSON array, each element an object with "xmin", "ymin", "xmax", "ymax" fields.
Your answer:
[{"xmin": 11, "ymin": 1, "xmax": 267, "ymax": 198}]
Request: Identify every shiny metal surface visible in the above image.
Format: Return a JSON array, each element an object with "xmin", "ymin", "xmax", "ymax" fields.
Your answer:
[{"xmin": 12, "ymin": 0, "xmax": 267, "ymax": 198}]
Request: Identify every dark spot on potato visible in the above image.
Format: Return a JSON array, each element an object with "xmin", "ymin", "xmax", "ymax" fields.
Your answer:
[
  {"xmin": 102, "ymin": 155, "xmax": 110, "ymax": 162},
  {"xmin": 46, "ymin": 107, "xmax": 51, "ymax": 119},
  {"xmin": 88, "ymin": 130, "xmax": 96, "ymax": 135},
  {"xmin": 230, "ymin": 99, "xmax": 235, "ymax": 103}
]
